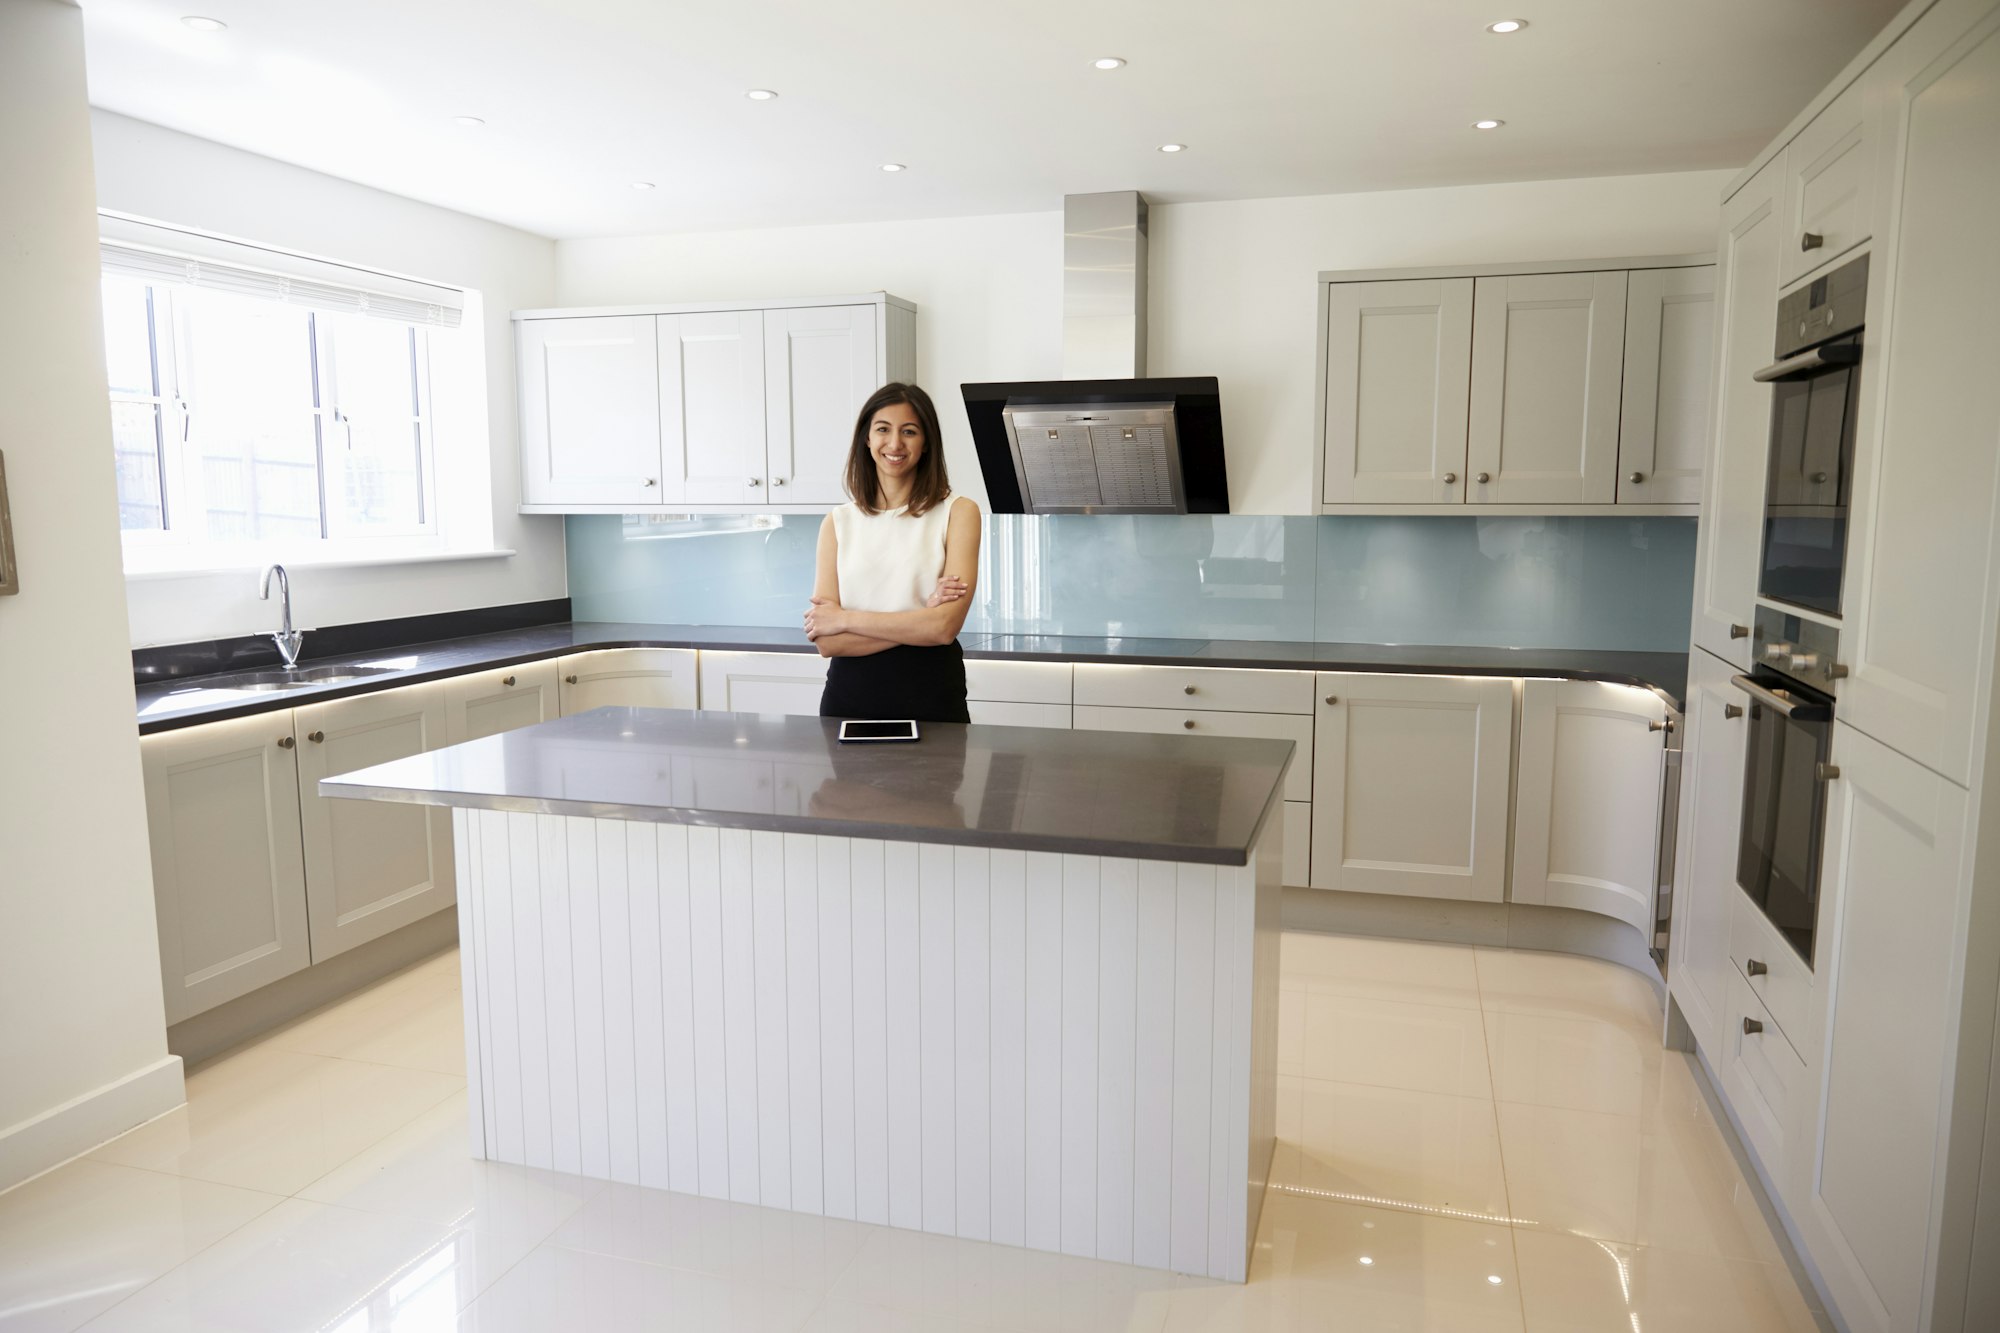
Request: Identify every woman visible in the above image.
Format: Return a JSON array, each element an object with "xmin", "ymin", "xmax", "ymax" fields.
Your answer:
[{"xmin": 804, "ymin": 382, "xmax": 980, "ymax": 724}]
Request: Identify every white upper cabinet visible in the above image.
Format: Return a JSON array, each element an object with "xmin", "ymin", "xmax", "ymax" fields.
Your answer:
[
  {"xmin": 1467, "ymin": 271, "xmax": 1628, "ymax": 505},
  {"xmin": 518, "ymin": 315, "xmax": 662, "ymax": 509},
  {"xmin": 660, "ymin": 310, "xmax": 767, "ymax": 507},
  {"xmin": 1691, "ymin": 155, "xmax": 1785, "ymax": 669},
  {"xmin": 517, "ymin": 293, "xmax": 914, "ymax": 514},
  {"xmin": 765, "ymin": 304, "xmax": 880, "ymax": 507},
  {"xmin": 1780, "ymin": 77, "xmax": 1876, "ymax": 288},
  {"xmin": 1320, "ymin": 278, "xmax": 1472, "ymax": 504},
  {"xmin": 1618, "ymin": 266, "xmax": 1717, "ymax": 504}
]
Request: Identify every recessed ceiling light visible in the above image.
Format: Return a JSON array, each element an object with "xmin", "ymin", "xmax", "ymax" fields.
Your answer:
[
  {"xmin": 1358, "ymin": 1257, "xmax": 1374, "ymax": 1266},
  {"xmin": 881, "ymin": 162, "xmax": 906, "ymax": 172},
  {"xmin": 1472, "ymin": 119, "xmax": 1505, "ymax": 130},
  {"xmin": 1158, "ymin": 143, "xmax": 1186, "ymax": 153},
  {"xmin": 452, "ymin": 116, "xmax": 485, "ymax": 128},
  {"xmin": 1487, "ymin": 19, "xmax": 1526, "ymax": 33},
  {"xmin": 746, "ymin": 89, "xmax": 778, "ymax": 101},
  {"xmin": 631, "ymin": 181, "xmax": 656, "ymax": 191},
  {"xmin": 180, "ymin": 15, "xmax": 226, "ymax": 30},
  {"xmin": 1093, "ymin": 57, "xmax": 1126, "ymax": 69},
  {"xmin": 1487, "ymin": 1275, "xmax": 1505, "ymax": 1285}
]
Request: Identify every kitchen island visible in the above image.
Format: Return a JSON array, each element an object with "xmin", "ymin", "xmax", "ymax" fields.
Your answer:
[{"xmin": 321, "ymin": 707, "xmax": 1286, "ymax": 1281}]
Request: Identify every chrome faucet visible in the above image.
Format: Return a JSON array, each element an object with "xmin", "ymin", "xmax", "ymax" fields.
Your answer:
[{"xmin": 259, "ymin": 563, "xmax": 306, "ymax": 668}]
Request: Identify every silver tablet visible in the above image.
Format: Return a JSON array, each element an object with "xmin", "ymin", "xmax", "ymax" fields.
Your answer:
[{"xmin": 837, "ymin": 719, "xmax": 920, "ymax": 743}]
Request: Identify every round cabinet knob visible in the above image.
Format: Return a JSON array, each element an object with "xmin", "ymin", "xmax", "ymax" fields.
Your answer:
[
  {"xmin": 308, "ymin": 730, "xmax": 325, "ymax": 744},
  {"xmin": 1811, "ymin": 471, "xmax": 1829, "ymax": 484},
  {"xmin": 1724, "ymin": 703, "xmax": 1744, "ymax": 719},
  {"xmin": 642, "ymin": 478, "xmax": 657, "ymax": 488},
  {"xmin": 747, "ymin": 477, "xmax": 763, "ymax": 487},
  {"xmin": 1743, "ymin": 1017, "xmax": 1765, "ymax": 1035},
  {"xmin": 1801, "ymin": 231, "xmax": 1825, "ymax": 251},
  {"xmin": 1648, "ymin": 720, "xmax": 1668, "ymax": 732},
  {"xmin": 1816, "ymin": 762, "xmax": 1842, "ymax": 781},
  {"xmin": 772, "ymin": 477, "xmax": 786, "ymax": 487},
  {"xmin": 1183, "ymin": 719, "xmax": 1196, "ymax": 730},
  {"xmin": 1475, "ymin": 471, "xmax": 1491, "ymax": 484},
  {"xmin": 1442, "ymin": 472, "xmax": 1457, "ymax": 484},
  {"xmin": 1324, "ymin": 694, "xmax": 1339, "ymax": 706},
  {"xmin": 1183, "ymin": 685, "xmax": 1197, "ymax": 695},
  {"xmin": 502, "ymin": 675, "xmax": 517, "ymax": 687},
  {"xmin": 565, "ymin": 674, "xmax": 579, "ymax": 685},
  {"xmin": 1746, "ymin": 958, "xmax": 1768, "ymax": 977},
  {"xmin": 277, "ymin": 736, "xmax": 295, "ymax": 749},
  {"xmin": 1729, "ymin": 623, "xmax": 1751, "ymax": 639},
  {"xmin": 1628, "ymin": 471, "xmax": 1644, "ymax": 484}
]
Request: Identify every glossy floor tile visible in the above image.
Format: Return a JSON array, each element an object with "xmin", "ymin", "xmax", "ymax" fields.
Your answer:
[{"xmin": 0, "ymin": 934, "xmax": 1825, "ymax": 1332}]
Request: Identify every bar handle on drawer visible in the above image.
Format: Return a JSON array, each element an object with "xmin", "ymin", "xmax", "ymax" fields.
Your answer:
[
  {"xmin": 1746, "ymin": 958, "xmax": 1767, "ymax": 977},
  {"xmin": 1743, "ymin": 1017, "xmax": 1764, "ymax": 1035}
]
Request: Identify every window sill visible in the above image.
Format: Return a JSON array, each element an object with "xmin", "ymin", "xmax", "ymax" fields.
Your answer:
[{"xmin": 124, "ymin": 547, "xmax": 517, "ymax": 581}]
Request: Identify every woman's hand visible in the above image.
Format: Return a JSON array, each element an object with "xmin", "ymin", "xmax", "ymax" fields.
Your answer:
[
  {"xmin": 803, "ymin": 595, "xmax": 847, "ymax": 641},
  {"xmin": 925, "ymin": 575, "xmax": 968, "ymax": 608}
]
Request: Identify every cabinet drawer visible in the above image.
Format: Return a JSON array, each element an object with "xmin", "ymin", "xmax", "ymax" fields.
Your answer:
[
  {"xmin": 1283, "ymin": 801, "xmax": 1310, "ymax": 888},
  {"xmin": 1073, "ymin": 663, "xmax": 1314, "ymax": 715},
  {"xmin": 1074, "ymin": 704, "xmax": 1311, "ymax": 802},
  {"xmin": 1723, "ymin": 969, "xmax": 1808, "ymax": 1182},
  {"xmin": 967, "ymin": 700, "xmax": 1070, "ymax": 729},
  {"xmin": 1729, "ymin": 892, "xmax": 1812, "ymax": 1057},
  {"xmin": 558, "ymin": 648, "xmax": 697, "ymax": 714},
  {"xmin": 1781, "ymin": 81, "xmax": 1874, "ymax": 286},
  {"xmin": 965, "ymin": 658, "xmax": 1072, "ymax": 704}
]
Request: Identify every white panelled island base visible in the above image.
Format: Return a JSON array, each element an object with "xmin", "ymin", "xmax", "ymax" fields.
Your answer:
[{"xmin": 325, "ymin": 708, "xmax": 1287, "ymax": 1282}]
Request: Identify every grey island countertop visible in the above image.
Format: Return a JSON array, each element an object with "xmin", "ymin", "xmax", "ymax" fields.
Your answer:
[
  {"xmin": 134, "ymin": 619, "xmax": 1689, "ymax": 733},
  {"xmin": 319, "ymin": 707, "xmax": 1295, "ymax": 865}
]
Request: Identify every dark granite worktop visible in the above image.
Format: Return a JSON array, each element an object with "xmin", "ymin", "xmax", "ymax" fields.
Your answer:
[
  {"xmin": 319, "ymin": 707, "xmax": 1294, "ymax": 865},
  {"xmin": 135, "ymin": 619, "xmax": 1688, "ymax": 734}
]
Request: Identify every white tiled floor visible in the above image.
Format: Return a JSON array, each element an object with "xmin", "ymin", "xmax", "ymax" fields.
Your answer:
[{"xmin": 0, "ymin": 934, "xmax": 1829, "ymax": 1332}]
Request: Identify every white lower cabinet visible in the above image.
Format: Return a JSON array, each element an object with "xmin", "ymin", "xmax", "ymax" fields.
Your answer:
[
  {"xmin": 966, "ymin": 658, "xmax": 1072, "ymax": 729},
  {"xmin": 697, "ymin": 649, "xmax": 830, "ymax": 715},
  {"xmin": 292, "ymin": 683, "xmax": 455, "ymax": 964},
  {"xmin": 141, "ymin": 712, "xmax": 310, "ymax": 1025},
  {"xmin": 1309, "ymin": 673, "xmax": 1513, "ymax": 901},
  {"xmin": 557, "ymin": 647, "xmax": 698, "ymax": 714},
  {"xmin": 1722, "ymin": 967, "xmax": 1809, "ymax": 1184},
  {"xmin": 445, "ymin": 661, "xmax": 560, "ymax": 743},
  {"xmin": 1669, "ymin": 647, "xmax": 1753, "ymax": 1051},
  {"xmin": 1510, "ymin": 679, "xmax": 1668, "ymax": 932},
  {"xmin": 967, "ymin": 700, "xmax": 1070, "ymax": 728}
]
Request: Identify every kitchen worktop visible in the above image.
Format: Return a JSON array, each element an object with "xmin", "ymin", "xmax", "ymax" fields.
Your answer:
[
  {"xmin": 134, "ymin": 619, "xmax": 1689, "ymax": 733},
  {"xmin": 319, "ymin": 706, "xmax": 1294, "ymax": 865}
]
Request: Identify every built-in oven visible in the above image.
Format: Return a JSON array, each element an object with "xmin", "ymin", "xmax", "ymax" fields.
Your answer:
[
  {"xmin": 1753, "ymin": 254, "xmax": 1868, "ymax": 619},
  {"xmin": 1735, "ymin": 608, "xmax": 1844, "ymax": 967}
]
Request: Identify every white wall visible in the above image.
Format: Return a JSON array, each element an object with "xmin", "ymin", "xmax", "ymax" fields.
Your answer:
[
  {"xmin": 558, "ymin": 169, "xmax": 1732, "ymax": 514},
  {"xmin": 0, "ymin": 0, "xmax": 182, "ymax": 1190},
  {"xmin": 90, "ymin": 111, "xmax": 565, "ymax": 646}
]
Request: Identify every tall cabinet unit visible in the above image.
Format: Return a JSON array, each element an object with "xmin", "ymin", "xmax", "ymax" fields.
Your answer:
[{"xmin": 517, "ymin": 293, "xmax": 916, "ymax": 515}]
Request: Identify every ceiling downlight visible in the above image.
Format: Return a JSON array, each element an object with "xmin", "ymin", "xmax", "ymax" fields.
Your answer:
[
  {"xmin": 1486, "ymin": 19, "xmax": 1527, "ymax": 34},
  {"xmin": 1158, "ymin": 143, "xmax": 1186, "ymax": 153},
  {"xmin": 1093, "ymin": 57, "xmax": 1127, "ymax": 70},
  {"xmin": 1472, "ymin": 119, "xmax": 1505, "ymax": 130},
  {"xmin": 881, "ymin": 162, "xmax": 906, "ymax": 172},
  {"xmin": 745, "ymin": 89, "xmax": 778, "ymax": 101}
]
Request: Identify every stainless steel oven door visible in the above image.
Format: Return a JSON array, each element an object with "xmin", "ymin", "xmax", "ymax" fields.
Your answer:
[
  {"xmin": 1755, "ymin": 332, "xmax": 1861, "ymax": 617},
  {"xmin": 1733, "ymin": 671, "xmax": 1834, "ymax": 966}
]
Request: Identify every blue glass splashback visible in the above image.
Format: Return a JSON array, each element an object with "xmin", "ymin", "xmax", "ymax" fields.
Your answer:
[{"xmin": 566, "ymin": 512, "xmax": 1697, "ymax": 652}]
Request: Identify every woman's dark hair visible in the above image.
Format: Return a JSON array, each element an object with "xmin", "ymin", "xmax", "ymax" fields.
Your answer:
[{"xmin": 845, "ymin": 382, "xmax": 951, "ymax": 516}]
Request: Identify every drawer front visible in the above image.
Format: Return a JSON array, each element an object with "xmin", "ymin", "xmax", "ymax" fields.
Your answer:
[
  {"xmin": 1283, "ymin": 801, "xmax": 1311, "ymax": 888},
  {"xmin": 1073, "ymin": 704, "xmax": 1311, "ymax": 802},
  {"xmin": 967, "ymin": 700, "xmax": 1070, "ymax": 729},
  {"xmin": 1073, "ymin": 663, "xmax": 1315, "ymax": 714},
  {"xmin": 965, "ymin": 658, "xmax": 1072, "ymax": 705},
  {"xmin": 1729, "ymin": 891, "xmax": 1811, "ymax": 1057},
  {"xmin": 1724, "ymin": 969, "xmax": 1808, "ymax": 1182},
  {"xmin": 1782, "ymin": 82, "xmax": 1874, "ymax": 285}
]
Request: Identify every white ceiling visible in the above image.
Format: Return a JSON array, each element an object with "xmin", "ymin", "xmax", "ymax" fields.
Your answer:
[{"xmin": 80, "ymin": 0, "xmax": 1906, "ymax": 241}]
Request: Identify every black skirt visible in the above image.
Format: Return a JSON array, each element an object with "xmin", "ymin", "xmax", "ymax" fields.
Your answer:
[{"xmin": 820, "ymin": 641, "xmax": 970, "ymax": 724}]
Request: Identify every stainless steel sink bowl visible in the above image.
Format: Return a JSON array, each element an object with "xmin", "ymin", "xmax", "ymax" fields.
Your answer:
[{"xmin": 203, "ymin": 664, "xmax": 405, "ymax": 692}]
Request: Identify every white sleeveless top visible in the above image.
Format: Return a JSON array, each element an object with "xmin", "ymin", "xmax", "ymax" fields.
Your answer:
[{"xmin": 832, "ymin": 494, "xmax": 959, "ymax": 613}]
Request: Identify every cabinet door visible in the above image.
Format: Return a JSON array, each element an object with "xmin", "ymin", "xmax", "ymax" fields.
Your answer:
[
  {"xmin": 1072, "ymin": 704, "xmax": 1313, "ymax": 803},
  {"xmin": 1309, "ymin": 674, "xmax": 1513, "ymax": 901},
  {"xmin": 1510, "ymin": 680, "xmax": 1667, "ymax": 932},
  {"xmin": 1466, "ymin": 271, "xmax": 1627, "ymax": 504},
  {"xmin": 294, "ymin": 682, "xmax": 454, "ymax": 963},
  {"xmin": 1800, "ymin": 722, "xmax": 1969, "ymax": 1333},
  {"xmin": 697, "ymin": 649, "xmax": 830, "ymax": 715},
  {"xmin": 765, "ymin": 304, "xmax": 879, "ymax": 506},
  {"xmin": 1618, "ymin": 266, "xmax": 1716, "ymax": 505},
  {"xmin": 1321, "ymin": 278, "xmax": 1472, "ymax": 504},
  {"xmin": 558, "ymin": 648, "xmax": 698, "ymax": 714},
  {"xmin": 517, "ymin": 316, "xmax": 662, "ymax": 508},
  {"xmin": 1839, "ymin": 17, "xmax": 2000, "ymax": 788},
  {"xmin": 659, "ymin": 310, "xmax": 767, "ymax": 506},
  {"xmin": 967, "ymin": 700, "xmax": 1070, "ymax": 728},
  {"xmin": 1668, "ymin": 648, "xmax": 1752, "ymax": 1052},
  {"xmin": 1780, "ymin": 79, "xmax": 1876, "ymax": 287},
  {"xmin": 444, "ymin": 660, "xmax": 560, "ymax": 743},
  {"xmin": 141, "ymin": 713, "xmax": 310, "ymax": 1025},
  {"xmin": 1691, "ymin": 156, "xmax": 1784, "ymax": 668}
]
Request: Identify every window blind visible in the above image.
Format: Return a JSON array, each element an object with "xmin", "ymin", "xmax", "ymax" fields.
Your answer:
[{"xmin": 98, "ymin": 215, "xmax": 466, "ymax": 329}]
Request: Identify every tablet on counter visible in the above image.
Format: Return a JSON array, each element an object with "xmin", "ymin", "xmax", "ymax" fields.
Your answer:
[{"xmin": 838, "ymin": 719, "xmax": 920, "ymax": 743}]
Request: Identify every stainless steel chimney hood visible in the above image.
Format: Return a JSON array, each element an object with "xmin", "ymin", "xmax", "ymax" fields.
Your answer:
[{"xmin": 961, "ymin": 191, "xmax": 1230, "ymax": 515}]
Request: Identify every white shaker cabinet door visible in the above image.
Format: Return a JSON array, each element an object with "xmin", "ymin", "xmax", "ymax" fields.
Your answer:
[
  {"xmin": 517, "ymin": 315, "xmax": 663, "ymax": 508},
  {"xmin": 659, "ymin": 310, "xmax": 768, "ymax": 506},
  {"xmin": 445, "ymin": 660, "xmax": 560, "ymax": 744},
  {"xmin": 1780, "ymin": 76, "xmax": 1877, "ymax": 288},
  {"xmin": 1618, "ymin": 266, "xmax": 1716, "ymax": 504},
  {"xmin": 141, "ymin": 712, "xmax": 310, "ymax": 1025},
  {"xmin": 765, "ymin": 304, "xmax": 879, "ymax": 507},
  {"xmin": 1309, "ymin": 674, "xmax": 1514, "ymax": 902},
  {"xmin": 698, "ymin": 650, "xmax": 830, "ymax": 716},
  {"xmin": 1466, "ymin": 271, "xmax": 1627, "ymax": 505},
  {"xmin": 293, "ymin": 682, "xmax": 454, "ymax": 963},
  {"xmin": 557, "ymin": 648, "xmax": 698, "ymax": 715},
  {"xmin": 1667, "ymin": 647, "xmax": 1752, "ymax": 1053},
  {"xmin": 1691, "ymin": 155, "xmax": 1784, "ymax": 669},
  {"xmin": 1510, "ymin": 679, "xmax": 1668, "ymax": 932},
  {"xmin": 1320, "ymin": 278, "xmax": 1473, "ymax": 504}
]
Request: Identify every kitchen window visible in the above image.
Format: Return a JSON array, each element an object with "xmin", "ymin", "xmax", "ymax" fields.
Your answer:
[{"xmin": 99, "ymin": 217, "xmax": 471, "ymax": 571}]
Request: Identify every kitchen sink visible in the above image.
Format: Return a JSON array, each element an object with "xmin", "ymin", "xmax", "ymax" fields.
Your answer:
[{"xmin": 200, "ymin": 664, "xmax": 406, "ymax": 692}]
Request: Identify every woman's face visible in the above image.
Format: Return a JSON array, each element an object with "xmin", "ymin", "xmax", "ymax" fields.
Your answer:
[{"xmin": 867, "ymin": 402, "xmax": 925, "ymax": 482}]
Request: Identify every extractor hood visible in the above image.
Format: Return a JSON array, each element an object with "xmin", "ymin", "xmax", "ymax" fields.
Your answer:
[{"xmin": 962, "ymin": 192, "xmax": 1230, "ymax": 515}]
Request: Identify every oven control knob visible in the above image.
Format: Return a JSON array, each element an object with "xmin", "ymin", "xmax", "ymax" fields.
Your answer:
[
  {"xmin": 1788, "ymin": 652, "xmax": 1820, "ymax": 674},
  {"xmin": 1763, "ymin": 640, "xmax": 1794, "ymax": 662}
]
